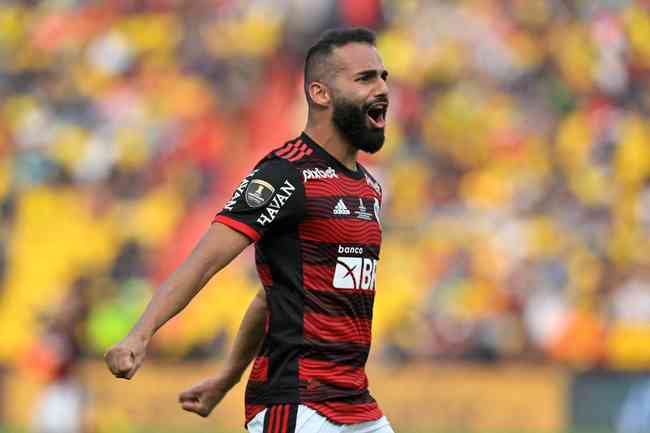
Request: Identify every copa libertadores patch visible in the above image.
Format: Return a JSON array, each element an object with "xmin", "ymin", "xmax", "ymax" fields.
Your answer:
[{"xmin": 245, "ymin": 179, "xmax": 275, "ymax": 208}]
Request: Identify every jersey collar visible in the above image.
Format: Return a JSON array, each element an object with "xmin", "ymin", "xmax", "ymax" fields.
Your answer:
[{"xmin": 300, "ymin": 132, "xmax": 365, "ymax": 180}]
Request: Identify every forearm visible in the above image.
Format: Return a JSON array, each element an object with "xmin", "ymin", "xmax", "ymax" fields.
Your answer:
[
  {"xmin": 129, "ymin": 260, "xmax": 223, "ymax": 341},
  {"xmin": 217, "ymin": 289, "xmax": 267, "ymax": 389},
  {"xmin": 128, "ymin": 224, "xmax": 251, "ymax": 342}
]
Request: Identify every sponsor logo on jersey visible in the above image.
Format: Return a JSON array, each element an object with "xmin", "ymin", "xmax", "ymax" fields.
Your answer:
[
  {"xmin": 333, "ymin": 199, "xmax": 351, "ymax": 215},
  {"xmin": 355, "ymin": 198, "xmax": 373, "ymax": 221},
  {"xmin": 245, "ymin": 179, "xmax": 275, "ymax": 208},
  {"xmin": 302, "ymin": 167, "xmax": 338, "ymax": 182},
  {"xmin": 333, "ymin": 257, "xmax": 378, "ymax": 290},
  {"xmin": 338, "ymin": 245, "xmax": 364, "ymax": 255},
  {"xmin": 256, "ymin": 180, "xmax": 296, "ymax": 226},
  {"xmin": 224, "ymin": 169, "xmax": 260, "ymax": 211}
]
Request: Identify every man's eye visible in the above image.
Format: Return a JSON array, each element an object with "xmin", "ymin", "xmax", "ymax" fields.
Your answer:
[{"xmin": 358, "ymin": 75, "xmax": 371, "ymax": 82}]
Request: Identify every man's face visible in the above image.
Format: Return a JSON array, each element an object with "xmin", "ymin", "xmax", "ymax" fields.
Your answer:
[{"xmin": 328, "ymin": 43, "xmax": 389, "ymax": 154}]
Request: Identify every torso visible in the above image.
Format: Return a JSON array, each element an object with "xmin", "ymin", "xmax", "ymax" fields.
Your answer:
[{"xmin": 215, "ymin": 133, "xmax": 384, "ymax": 426}]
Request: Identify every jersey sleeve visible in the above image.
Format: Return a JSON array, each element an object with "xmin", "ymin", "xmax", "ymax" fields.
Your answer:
[{"xmin": 212, "ymin": 158, "xmax": 305, "ymax": 241}]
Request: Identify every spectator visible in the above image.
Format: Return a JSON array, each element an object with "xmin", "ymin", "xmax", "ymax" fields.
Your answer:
[{"xmin": 1, "ymin": 0, "xmax": 650, "ymax": 370}]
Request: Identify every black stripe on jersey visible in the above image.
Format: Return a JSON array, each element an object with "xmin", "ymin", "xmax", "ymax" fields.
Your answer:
[
  {"xmin": 301, "ymin": 337, "xmax": 370, "ymax": 368},
  {"xmin": 257, "ymin": 226, "xmax": 304, "ymax": 404},
  {"xmin": 304, "ymin": 290, "xmax": 374, "ymax": 320},
  {"xmin": 245, "ymin": 380, "xmax": 266, "ymax": 405},
  {"xmin": 285, "ymin": 404, "xmax": 298, "ymax": 433},
  {"xmin": 302, "ymin": 240, "xmax": 380, "ymax": 266},
  {"xmin": 257, "ymin": 337, "xmax": 271, "ymax": 358},
  {"xmin": 299, "ymin": 383, "xmax": 375, "ymax": 402},
  {"xmin": 260, "ymin": 404, "xmax": 299, "ymax": 433}
]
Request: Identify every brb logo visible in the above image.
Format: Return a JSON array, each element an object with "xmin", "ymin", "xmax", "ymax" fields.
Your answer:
[{"xmin": 333, "ymin": 255, "xmax": 378, "ymax": 290}]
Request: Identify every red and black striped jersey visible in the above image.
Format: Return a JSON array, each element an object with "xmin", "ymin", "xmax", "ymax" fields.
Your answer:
[{"xmin": 213, "ymin": 132, "xmax": 384, "ymax": 426}]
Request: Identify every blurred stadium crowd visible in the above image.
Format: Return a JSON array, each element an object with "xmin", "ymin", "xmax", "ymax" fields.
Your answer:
[{"xmin": 2, "ymin": 0, "xmax": 650, "ymax": 374}]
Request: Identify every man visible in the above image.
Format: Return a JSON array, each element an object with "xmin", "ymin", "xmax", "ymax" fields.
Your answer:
[{"xmin": 105, "ymin": 27, "xmax": 393, "ymax": 433}]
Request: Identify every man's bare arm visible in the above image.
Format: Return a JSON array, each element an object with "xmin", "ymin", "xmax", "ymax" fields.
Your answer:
[
  {"xmin": 178, "ymin": 288, "xmax": 267, "ymax": 417},
  {"xmin": 105, "ymin": 222, "xmax": 252, "ymax": 379},
  {"xmin": 217, "ymin": 287, "xmax": 267, "ymax": 388}
]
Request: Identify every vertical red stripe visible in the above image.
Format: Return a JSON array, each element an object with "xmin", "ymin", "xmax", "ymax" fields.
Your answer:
[
  {"xmin": 273, "ymin": 405, "xmax": 283, "ymax": 433},
  {"xmin": 285, "ymin": 140, "xmax": 302, "ymax": 156},
  {"xmin": 282, "ymin": 146, "xmax": 301, "ymax": 161},
  {"xmin": 281, "ymin": 405, "xmax": 290, "ymax": 433},
  {"xmin": 266, "ymin": 406, "xmax": 277, "ymax": 433},
  {"xmin": 288, "ymin": 143, "xmax": 308, "ymax": 161}
]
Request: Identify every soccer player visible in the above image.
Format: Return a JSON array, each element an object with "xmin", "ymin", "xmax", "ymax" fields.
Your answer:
[{"xmin": 105, "ymin": 27, "xmax": 393, "ymax": 433}]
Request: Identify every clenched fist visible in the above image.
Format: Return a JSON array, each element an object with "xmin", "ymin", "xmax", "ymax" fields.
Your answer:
[
  {"xmin": 178, "ymin": 378, "xmax": 229, "ymax": 417},
  {"xmin": 104, "ymin": 334, "xmax": 148, "ymax": 379}
]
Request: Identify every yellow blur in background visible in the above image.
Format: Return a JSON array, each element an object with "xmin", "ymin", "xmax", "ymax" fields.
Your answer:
[{"xmin": 2, "ymin": 0, "xmax": 650, "ymax": 432}]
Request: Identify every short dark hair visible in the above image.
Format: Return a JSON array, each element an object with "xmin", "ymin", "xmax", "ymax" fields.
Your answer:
[{"xmin": 304, "ymin": 27, "xmax": 377, "ymax": 105}]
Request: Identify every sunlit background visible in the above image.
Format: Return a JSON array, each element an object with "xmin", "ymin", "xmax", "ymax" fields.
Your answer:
[{"xmin": 2, "ymin": 0, "xmax": 650, "ymax": 432}]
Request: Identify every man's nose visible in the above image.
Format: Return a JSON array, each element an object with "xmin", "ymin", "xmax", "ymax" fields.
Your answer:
[{"xmin": 374, "ymin": 78, "xmax": 389, "ymax": 99}]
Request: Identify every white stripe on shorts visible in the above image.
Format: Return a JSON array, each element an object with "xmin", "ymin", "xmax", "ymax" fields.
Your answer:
[{"xmin": 246, "ymin": 405, "xmax": 395, "ymax": 433}]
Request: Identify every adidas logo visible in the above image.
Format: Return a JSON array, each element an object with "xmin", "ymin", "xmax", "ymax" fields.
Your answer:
[{"xmin": 333, "ymin": 199, "xmax": 350, "ymax": 215}]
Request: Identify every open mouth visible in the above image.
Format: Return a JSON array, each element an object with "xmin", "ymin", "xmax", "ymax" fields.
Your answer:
[{"xmin": 366, "ymin": 103, "xmax": 387, "ymax": 129}]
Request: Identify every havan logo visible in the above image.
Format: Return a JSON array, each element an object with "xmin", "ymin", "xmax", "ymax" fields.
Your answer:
[
  {"xmin": 333, "ymin": 257, "xmax": 378, "ymax": 291},
  {"xmin": 256, "ymin": 180, "xmax": 296, "ymax": 226}
]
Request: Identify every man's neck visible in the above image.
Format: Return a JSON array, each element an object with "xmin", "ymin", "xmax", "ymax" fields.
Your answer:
[{"xmin": 304, "ymin": 121, "xmax": 358, "ymax": 172}]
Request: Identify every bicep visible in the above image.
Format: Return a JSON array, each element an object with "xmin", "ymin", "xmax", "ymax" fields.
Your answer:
[
  {"xmin": 184, "ymin": 222, "xmax": 253, "ymax": 281},
  {"xmin": 254, "ymin": 287, "xmax": 267, "ymax": 308}
]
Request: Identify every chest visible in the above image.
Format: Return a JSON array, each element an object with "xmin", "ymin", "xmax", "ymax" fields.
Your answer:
[{"xmin": 299, "ymin": 175, "xmax": 382, "ymax": 252}]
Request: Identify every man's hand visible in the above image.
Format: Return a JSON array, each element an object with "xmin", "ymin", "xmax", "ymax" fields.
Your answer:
[
  {"xmin": 178, "ymin": 377, "xmax": 229, "ymax": 417},
  {"xmin": 103, "ymin": 224, "xmax": 251, "ymax": 381},
  {"xmin": 104, "ymin": 334, "xmax": 148, "ymax": 380},
  {"xmin": 178, "ymin": 288, "xmax": 266, "ymax": 418}
]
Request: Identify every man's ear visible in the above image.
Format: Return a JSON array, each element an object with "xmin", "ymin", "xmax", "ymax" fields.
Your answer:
[{"xmin": 308, "ymin": 81, "xmax": 331, "ymax": 108}]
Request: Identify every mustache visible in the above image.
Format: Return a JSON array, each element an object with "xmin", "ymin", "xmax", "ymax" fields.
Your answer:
[{"xmin": 363, "ymin": 95, "xmax": 389, "ymax": 110}]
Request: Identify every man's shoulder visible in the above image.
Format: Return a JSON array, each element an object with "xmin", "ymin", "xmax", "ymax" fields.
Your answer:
[
  {"xmin": 260, "ymin": 136, "xmax": 315, "ymax": 167},
  {"xmin": 243, "ymin": 136, "xmax": 324, "ymax": 197}
]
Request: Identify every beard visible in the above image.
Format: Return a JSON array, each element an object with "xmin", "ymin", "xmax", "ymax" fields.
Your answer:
[{"xmin": 331, "ymin": 94, "xmax": 385, "ymax": 154}]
